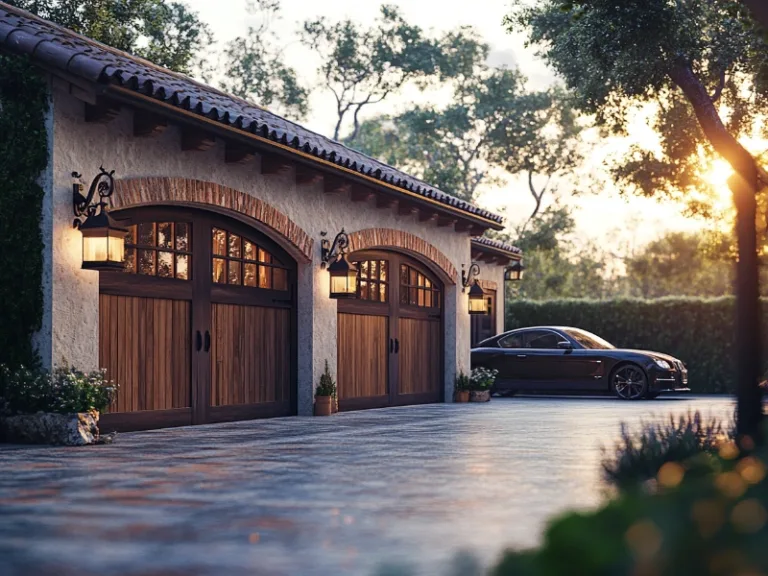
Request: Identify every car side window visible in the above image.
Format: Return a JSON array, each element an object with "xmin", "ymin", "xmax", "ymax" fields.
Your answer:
[
  {"xmin": 498, "ymin": 333, "xmax": 524, "ymax": 348},
  {"xmin": 526, "ymin": 331, "xmax": 560, "ymax": 349}
]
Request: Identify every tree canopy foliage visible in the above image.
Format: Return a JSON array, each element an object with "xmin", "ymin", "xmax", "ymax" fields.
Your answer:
[
  {"xmin": 9, "ymin": 0, "xmax": 213, "ymax": 75},
  {"xmin": 507, "ymin": 0, "xmax": 768, "ymax": 213}
]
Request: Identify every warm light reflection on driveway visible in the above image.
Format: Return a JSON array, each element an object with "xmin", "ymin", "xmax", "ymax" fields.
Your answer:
[{"xmin": 0, "ymin": 395, "xmax": 736, "ymax": 575}]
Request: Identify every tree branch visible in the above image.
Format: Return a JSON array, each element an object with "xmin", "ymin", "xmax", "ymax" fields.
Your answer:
[
  {"xmin": 668, "ymin": 60, "xmax": 759, "ymax": 189},
  {"xmin": 710, "ymin": 69, "xmax": 726, "ymax": 103}
]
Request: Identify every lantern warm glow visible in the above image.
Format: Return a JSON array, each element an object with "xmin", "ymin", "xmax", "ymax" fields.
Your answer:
[
  {"xmin": 328, "ymin": 253, "xmax": 358, "ymax": 299},
  {"xmin": 505, "ymin": 260, "xmax": 525, "ymax": 282},
  {"xmin": 468, "ymin": 280, "xmax": 486, "ymax": 315},
  {"xmin": 80, "ymin": 211, "xmax": 127, "ymax": 271}
]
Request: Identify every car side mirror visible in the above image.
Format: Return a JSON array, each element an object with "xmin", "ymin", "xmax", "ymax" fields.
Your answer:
[{"xmin": 557, "ymin": 341, "xmax": 572, "ymax": 350}]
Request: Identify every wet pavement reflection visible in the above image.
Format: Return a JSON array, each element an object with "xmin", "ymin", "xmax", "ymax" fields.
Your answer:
[{"xmin": 0, "ymin": 395, "xmax": 735, "ymax": 575}]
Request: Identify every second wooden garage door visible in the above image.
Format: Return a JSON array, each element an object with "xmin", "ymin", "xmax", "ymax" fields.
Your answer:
[{"xmin": 337, "ymin": 251, "xmax": 443, "ymax": 410}]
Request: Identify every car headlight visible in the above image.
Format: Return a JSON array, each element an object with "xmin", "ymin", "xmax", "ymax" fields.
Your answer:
[{"xmin": 654, "ymin": 359, "xmax": 672, "ymax": 370}]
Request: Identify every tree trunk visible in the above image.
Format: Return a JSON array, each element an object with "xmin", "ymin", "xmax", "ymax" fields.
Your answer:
[
  {"xmin": 730, "ymin": 174, "xmax": 763, "ymax": 444},
  {"xmin": 669, "ymin": 61, "xmax": 763, "ymax": 443}
]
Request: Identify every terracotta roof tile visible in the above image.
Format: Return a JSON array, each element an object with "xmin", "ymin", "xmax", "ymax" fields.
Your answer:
[{"xmin": 471, "ymin": 237, "xmax": 522, "ymax": 257}]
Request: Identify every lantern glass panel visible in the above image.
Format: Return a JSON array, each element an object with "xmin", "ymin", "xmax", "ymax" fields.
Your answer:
[{"xmin": 468, "ymin": 295, "xmax": 487, "ymax": 314}]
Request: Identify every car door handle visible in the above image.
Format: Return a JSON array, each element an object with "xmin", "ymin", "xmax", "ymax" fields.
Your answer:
[
  {"xmin": 195, "ymin": 330, "xmax": 202, "ymax": 352},
  {"xmin": 517, "ymin": 354, "xmax": 527, "ymax": 358},
  {"xmin": 204, "ymin": 330, "xmax": 211, "ymax": 352}
]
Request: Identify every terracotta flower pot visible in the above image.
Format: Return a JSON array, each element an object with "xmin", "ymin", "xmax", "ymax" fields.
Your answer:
[
  {"xmin": 469, "ymin": 390, "xmax": 491, "ymax": 403},
  {"xmin": 455, "ymin": 390, "xmax": 470, "ymax": 403},
  {"xmin": 315, "ymin": 396, "xmax": 333, "ymax": 416}
]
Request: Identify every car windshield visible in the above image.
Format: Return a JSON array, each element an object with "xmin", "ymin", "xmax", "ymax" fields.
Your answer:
[{"xmin": 563, "ymin": 328, "xmax": 615, "ymax": 350}]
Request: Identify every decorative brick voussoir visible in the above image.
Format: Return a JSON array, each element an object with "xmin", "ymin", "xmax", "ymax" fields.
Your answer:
[
  {"xmin": 347, "ymin": 228, "xmax": 457, "ymax": 284},
  {"xmin": 113, "ymin": 177, "xmax": 313, "ymax": 260}
]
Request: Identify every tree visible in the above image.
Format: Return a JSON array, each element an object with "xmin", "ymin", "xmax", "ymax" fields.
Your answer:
[
  {"xmin": 219, "ymin": 0, "xmax": 308, "ymax": 119},
  {"xmin": 8, "ymin": 0, "xmax": 213, "ymax": 75},
  {"xmin": 300, "ymin": 5, "xmax": 486, "ymax": 141},
  {"xmin": 497, "ymin": 205, "xmax": 612, "ymax": 300},
  {"xmin": 354, "ymin": 71, "xmax": 582, "ymax": 204},
  {"xmin": 621, "ymin": 232, "xmax": 734, "ymax": 298},
  {"xmin": 508, "ymin": 0, "xmax": 767, "ymax": 440}
]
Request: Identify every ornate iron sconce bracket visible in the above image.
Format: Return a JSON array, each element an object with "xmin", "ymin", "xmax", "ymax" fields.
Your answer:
[
  {"xmin": 320, "ymin": 229, "xmax": 350, "ymax": 268},
  {"xmin": 461, "ymin": 262, "xmax": 481, "ymax": 293},
  {"xmin": 72, "ymin": 166, "xmax": 116, "ymax": 229}
]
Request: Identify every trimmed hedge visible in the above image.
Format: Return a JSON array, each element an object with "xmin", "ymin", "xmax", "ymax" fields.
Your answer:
[{"xmin": 505, "ymin": 297, "xmax": 764, "ymax": 394}]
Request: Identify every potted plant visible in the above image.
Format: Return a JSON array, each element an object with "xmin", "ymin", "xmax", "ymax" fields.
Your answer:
[
  {"xmin": 315, "ymin": 360, "xmax": 336, "ymax": 416},
  {"xmin": 0, "ymin": 364, "xmax": 117, "ymax": 445},
  {"xmin": 469, "ymin": 367, "xmax": 498, "ymax": 402},
  {"xmin": 455, "ymin": 371, "xmax": 470, "ymax": 403}
]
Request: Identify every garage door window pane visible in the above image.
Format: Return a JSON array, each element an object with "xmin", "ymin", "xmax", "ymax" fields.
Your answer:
[{"xmin": 124, "ymin": 222, "xmax": 192, "ymax": 280}]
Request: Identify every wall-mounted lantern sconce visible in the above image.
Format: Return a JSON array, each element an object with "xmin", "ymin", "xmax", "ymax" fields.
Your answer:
[
  {"xmin": 321, "ymin": 229, "xmax": 358, "ymax": 299},
  {"xmin": 504, "ymin": 260, "xmax": 525, "ymax": 282},
  {"xmin": 461, "ymin": 263, "xmax": 486, "ymax": 315},
  {"xmin": 72, "ymin": 167, "xmax": 127, "ymax": 271}
]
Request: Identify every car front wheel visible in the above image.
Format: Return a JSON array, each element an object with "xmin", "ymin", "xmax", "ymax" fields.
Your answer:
[{"xmin": 612, "ymin": 364, "xmax": 648, "ymax": 400}]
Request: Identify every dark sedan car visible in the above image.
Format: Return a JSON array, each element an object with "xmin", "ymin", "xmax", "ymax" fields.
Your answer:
[{"xmin": 471, "ymin": 326, "xmax": 689, "ymax": 400}]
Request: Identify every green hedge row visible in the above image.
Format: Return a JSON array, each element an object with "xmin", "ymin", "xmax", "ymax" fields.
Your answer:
[{"xmin": 505, "ymin": 297, "xmax": 764, "ymax": 394}]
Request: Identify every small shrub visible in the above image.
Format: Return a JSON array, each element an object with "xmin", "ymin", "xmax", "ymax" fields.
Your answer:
[
  {"xmin": 455, "ymin": 371, "xmax": 471, "ymax": 392},
  {"xmin": 0, "ymin": 364, "xmax": 117, "ymax": 415},
  {"xmin": 316, "ymin": 360, "xmax": 336, "ymax": 397},
  {"xmin": 601, "ymin": 411, "xmax": 732, "ymax": 491},
  {"xmin": 470, "ymin": 366, "xmax": 498, "ymax": 390}
]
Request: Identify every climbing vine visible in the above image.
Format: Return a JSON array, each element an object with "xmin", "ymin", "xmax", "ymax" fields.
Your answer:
[{"xmin": 0, "ymin": 54, "xmax": 49, "ymax": 368}]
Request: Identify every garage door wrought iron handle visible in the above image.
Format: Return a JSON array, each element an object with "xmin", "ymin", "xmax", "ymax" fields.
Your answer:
[
  {"xmin": 195, "ymin": 330, "xmax": 202, "ymax": 352},
  {"xmin": 204, "ymin": 331, "xmax": 211, "ymax": 352},
  {"xmin": 395, "ymin": 338, "xmax": 399, "ymax": 354}
]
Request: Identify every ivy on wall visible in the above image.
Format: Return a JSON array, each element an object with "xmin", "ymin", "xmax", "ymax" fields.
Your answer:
[{"xmin": 0, "ymin": 54, "xmax": 49, "ymax": 368}]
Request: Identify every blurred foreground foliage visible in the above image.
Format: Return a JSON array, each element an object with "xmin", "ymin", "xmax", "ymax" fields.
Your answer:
[{"xmin": 491, "ymin": 420, "xmax": 768, "ymax": 576}]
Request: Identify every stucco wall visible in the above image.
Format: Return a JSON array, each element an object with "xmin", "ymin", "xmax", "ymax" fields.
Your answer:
[{"xmin": 43, "ymin": 86, "xmax": 474, "ymax": 412}]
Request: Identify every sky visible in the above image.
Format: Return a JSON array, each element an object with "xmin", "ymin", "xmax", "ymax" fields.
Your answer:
[{"xmin": 185, "ymin": 0, "xmax": 713, "ymax": 256}]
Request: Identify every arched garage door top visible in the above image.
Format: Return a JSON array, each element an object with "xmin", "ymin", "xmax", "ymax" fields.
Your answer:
[
  {"xmin": 113, "ymin": 177, "xmax": 313, "ymax": 261},
  {"xmin": 346, "ymin": 228, "xmax": 457, "ymax": 285}
]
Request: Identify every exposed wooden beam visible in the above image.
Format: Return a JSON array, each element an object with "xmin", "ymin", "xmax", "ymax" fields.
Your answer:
[
  {"xmin": 84, "ymin": 100, "xmax": 120, "ymax": 124},
  {"xmin": 133, "ymin": 111, "xmax": 167, "ymax": 138},
  {"xmin": 324, "ymin": 175, "xmax": 351, "ymax": 195},
  {"xmin": 455, "ymin": 221, "xmax": 473, "ymax": 233},
  {"xmin": 296, "ymin": 167, "xmax": 323, "ymax": 185},
  {"xmin": 418, "ymin": 211, "xmax": 439, "ymax": 223},
  {"xmin": 261, "ymin": 153, "xmax": 292, "ymax": 175},
  {"xmin": 437, "ymin": 216, "xmax": 457, "ymax": 228},
  {"xmin": 469, "ymin": 225, "xmax": 485, "ymax": 236},
  {"xmin": 350, "ymin": 186, "xmax": 375, "ymax": 202},
  {"xmin": 181, "ymin": 128, "xmax": 215, "ymax": 152},
  {"xmin": 225, "ymin": 142, "xmax": 254, "ymax": 164},
  {"xmin": 376, "ymin": 196, "xmax": 398, "ymax": 209},
  {"xmin": 478, "ymin": 253, "xmax": 499, "ymax": 263},
  {"xmin": 398, "ymin": 203, "xmax": 419, "ymax": 216}
]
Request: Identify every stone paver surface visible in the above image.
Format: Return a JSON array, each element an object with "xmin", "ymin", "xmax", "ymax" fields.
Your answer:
[{"xmin": 0, "ymin": 395, "xmax": 735, "ymax": 575}]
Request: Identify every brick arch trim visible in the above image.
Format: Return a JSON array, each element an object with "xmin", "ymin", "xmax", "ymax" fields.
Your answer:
[
  {"xmin": 112, "ymin": 177, "xmax": 313, "ymax": 261},
  {"xmin": 347, "ymin": 228, "xmax": 457, "ymax": 284}
]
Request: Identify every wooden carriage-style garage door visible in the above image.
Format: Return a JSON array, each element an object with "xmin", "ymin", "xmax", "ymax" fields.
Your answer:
[
  {"xmin": 337, "ymin": 251, "xmax": 443, "ymax": 411},
  {"xmin": 98, "ymin": 207, "xmax": 295, "ymax": 432}
]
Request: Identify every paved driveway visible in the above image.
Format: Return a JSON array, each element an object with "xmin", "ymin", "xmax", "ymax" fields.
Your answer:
[{"xmin": 0, "ymin": 395, "xmax": 735, "ymax": 576}]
